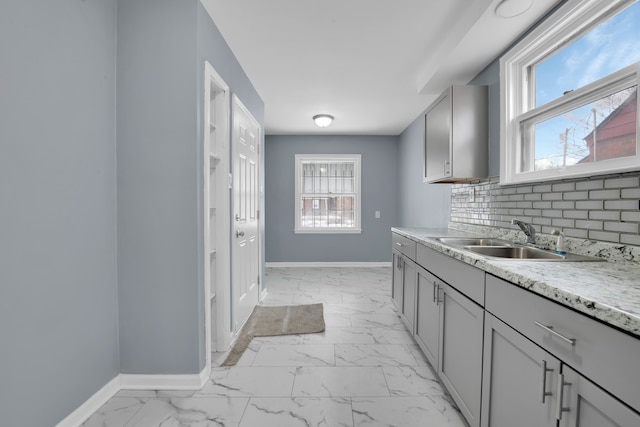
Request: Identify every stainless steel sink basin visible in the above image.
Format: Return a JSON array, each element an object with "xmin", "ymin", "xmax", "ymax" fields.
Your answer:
[
  {"xmin": 465, "ymin": 246, "xmax": 604, "ymax": 262},
  {"xmin": 435, "ymin": 237, "xmax": 512, "ymax": 247}
]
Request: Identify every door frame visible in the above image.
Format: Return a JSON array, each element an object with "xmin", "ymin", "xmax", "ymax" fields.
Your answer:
[{"xmin": 203, "ymin": 61, "xmax": 232, "ymax": 371}]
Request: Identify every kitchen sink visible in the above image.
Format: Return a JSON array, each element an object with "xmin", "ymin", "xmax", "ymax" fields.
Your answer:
[
  {"xmin": 435, "ymin": 237, "xmax": 512, "ymax": 246},
  {"xmin": 432, "ymin": 236, "xmax": 604, "ymax": 262},
  {"xmin": 464, "ymin": 245, "xmax": 604, "ymax": 262}
]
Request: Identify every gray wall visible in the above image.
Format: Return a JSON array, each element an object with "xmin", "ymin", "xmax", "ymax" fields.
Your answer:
[
  {"xmin": 117, "ymin": 0, "xmax": 265, "ymax": 374},
  {"xmin": 397, "ymin": 113, "xmax": 452, "ymax": 228},
  {"xmin": 265, "ymin": 136, "xmax": 398, "ymax": 262},
  {"xmin": 117, "ymin": 0, "xmax": 201, "ymax": 374},
  {"xmin": 0, "ymin": 1, "xmax": 119, "ymax": 426}
]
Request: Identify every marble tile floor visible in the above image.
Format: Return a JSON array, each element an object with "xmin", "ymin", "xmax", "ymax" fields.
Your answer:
[{"xmin": 82, "ymin": 267, "xmax": 467, "ymax": 427}]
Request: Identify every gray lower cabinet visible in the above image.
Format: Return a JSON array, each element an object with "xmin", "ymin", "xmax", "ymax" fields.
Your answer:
[
  {"xmin": 415, "ymin": 266, "xmax": 439, "ymax": 368},
  {"xmin": 393, "ymin": 232, "xmax": 640, "ymax": 427},
  {"xmin": 482, "ymin": 314, "xmax": 640, "ymax": 427},
  {"xmin": 391, "ymin": 250, "xmax": 417, "ymax": 333},
  {"xmin": 481, "ymin": 314, "xmax": 560, "ymax": 427},
  {"xmin": 391, "ymin": 249, "xmax": 404, "ymax": 312},
  {"xmin": 484, "ymin": 274, "xmax": 640, "ymax": 426},
  {"xmin": 560, "ymin": 365, "xmax": 640, "ymax": 427},
  {"xmin": 400, "ymin": 258, "xmax": 417, "ymax": 333},
  {"xmin": 438, "ymin": 281, "xmax": 484, "ymax": 427}
]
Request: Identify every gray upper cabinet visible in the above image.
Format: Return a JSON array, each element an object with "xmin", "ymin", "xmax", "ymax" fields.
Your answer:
[{"xmin": 423, "ymin": 85, "xmax": 488, "ymax": 183}]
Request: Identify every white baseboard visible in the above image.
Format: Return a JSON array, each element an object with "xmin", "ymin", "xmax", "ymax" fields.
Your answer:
[
  {"xmin": 119, "ymin": 369, "xmax": 209, "ymax": 390},
  {"xmin": 266, "ymin": 262, "xmax": 392, "ymax": 268},
  {"xmin": 56, "ymin": 376, "xmax": 120, "ymax": 427},
  {"xmin": 56, "ymin": 367, "xmax": 210, "ymax": 427}
]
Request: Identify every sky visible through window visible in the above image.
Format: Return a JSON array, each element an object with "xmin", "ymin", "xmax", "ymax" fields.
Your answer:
[{"xmin": 532, "ymin": 1, "xmax": 640, "ymax": 169}]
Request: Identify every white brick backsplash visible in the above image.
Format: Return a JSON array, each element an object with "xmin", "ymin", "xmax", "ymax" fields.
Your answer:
[
  {"xmin": 621, "ymin": 188, "xmax": 640, "ymax": 199},
  {"xmin": 552, "ymin": 201, "xmax": 574, "ymax": 210},
  {"xmin": 588, "ymin": 230, "xmax": 619, "ymax": 243},
  {"xmin": 565, "ymin": 228, "xmax": 588, "ymax": 238},
  {"xmin": 621, "ymin": 211, "xmax": 640, "ymax": 222},
  {"xmin": 541, "ymin": 209, "xmax": 563, "ymax": 218},
  {"xmin": 589, "ymin": 211, "xmax": 620, "ymax": 221},
  {"xmin": 516, "ymin": 185, "xmax": 533, "ymax": 194},
  {"xmin": 604, "ymin": 176, "xmax": 639, "ymax": 188},
  {"xmin": 589, "ymin": 189, "xmax": 621, "ymax": 200},
  {"xmin": 576, "ymin": 200, "xmax": 603, "ymax": 210},
  {"xmin": 532, "ymin": 201, "xmax": 553, "ymax": 209},
  {"xmin": 552, "ymin": 182, "xmax": 575, "ymax": 192},
  {"xmin": 621, "ymin": 234, "xmax": 640, "ymax": 245},
  {"xmin": 450, "ymin": 172, "xmax": 640, "ymax": 246},
  {"xmin": 604, "ymin": 200, "xmax": 639, "ymax": 210},
  {"xmin": 542, "ymin": 192, "xmax": 563, "ymax": 201},
  {"xmin": 563, "ymin": 191, "xmax": 589, "ymax": 200},
  {"xmin": 564, "ymin": 210, "xmax": 589, "ymax": 219},
  {"xmin": 604, "ymin": 222, "xmax": 640, "ymax": 234},
  {"xmin": 575, "ymin": 219, "xmax": 603, "ymax": 230},
  {"xmin": 532, "ymin": 217, "xmax": 552, "ymax": 226},
  {"xmin": 576, "ymin": 179, "xmax": 603, "ymax": 190},
  {"xmin": 533, "ymin": 184, "xmax": 552, "ymax": 193},
  {"xmin": 551, "ymin": 218, "xmax": 575, "ymax": 228}
]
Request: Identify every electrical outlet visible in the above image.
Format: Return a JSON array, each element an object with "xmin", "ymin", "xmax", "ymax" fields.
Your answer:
[
  {"xmin": 468, "ymin": 188, "xmax": 475, "ymax": 202},
  {"xmin": 375, "ymin": 211, "xmax": 381, "ymax": 219}
]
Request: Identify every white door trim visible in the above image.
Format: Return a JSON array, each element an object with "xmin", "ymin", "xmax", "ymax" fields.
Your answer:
[{"xmin": 203, "ymin": 61, "xmax": 232, "ymax": 365}]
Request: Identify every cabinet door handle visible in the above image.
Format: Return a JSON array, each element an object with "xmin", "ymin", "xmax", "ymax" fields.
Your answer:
[
  {"xmin": 535, "ymin": 322, "xmax": 576, "ymax": 346},
  {"xmin": 541, "ymin": 360, "xmax": 553, "ymax": 403},
  {"xmin": 556, "ymin": 373, "xmax": 571, "ymax": 421},
  {"xmin": 435, "ymin": 282, "xmax": 443, "ymax": 305},
  {"xmin": 432, "ymin": 281, "xmax": 437, "ymax": 303}
]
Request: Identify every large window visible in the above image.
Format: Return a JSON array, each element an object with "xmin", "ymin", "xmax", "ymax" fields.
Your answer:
[
  {"xmin": 501, "ymin": 0, "xmax": 640, "ymax": 184},
  {"xmin": 294, "ymin": 154, "xmax": 361, "ymax": 234}
]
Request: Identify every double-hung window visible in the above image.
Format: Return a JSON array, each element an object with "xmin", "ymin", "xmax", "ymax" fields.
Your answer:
[
  {"xmin": 294, "ymin": 154, "xmax": 361, "ymax": 234},
  {"xmin": 501, "ymin": 0, "xmax": 640, "ymax": 184}
]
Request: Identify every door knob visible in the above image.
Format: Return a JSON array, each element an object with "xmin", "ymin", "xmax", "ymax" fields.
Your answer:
[{"xmin": 236, "ymin": 230, "xmax": 245, "ymax": 237}]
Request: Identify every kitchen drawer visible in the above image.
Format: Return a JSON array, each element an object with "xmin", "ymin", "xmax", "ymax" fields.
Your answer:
[
  {"xmin": 417, "ymin": 244, "xmax": 485, "ymax": 306},
  {"xmin": 392, "ymin": 233, "xmax": 417, "ymax": 260},
  {"xmin": 485, "ymin": 274, "xmax": 640, "ymax": 412}
]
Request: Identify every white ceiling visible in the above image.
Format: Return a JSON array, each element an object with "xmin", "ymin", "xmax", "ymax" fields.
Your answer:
[{"xmin": 201, "ymin": 0, "xmax": 560, "ymax": 135}]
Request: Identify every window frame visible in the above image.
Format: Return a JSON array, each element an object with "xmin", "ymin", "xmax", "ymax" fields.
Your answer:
[
  {"xmin": 294, "ymin": 154, "xmax": 362, "ymax": 234},
  {"xmin": 500, "ymin": 0, "xmax": 640, "ymax": 185}
]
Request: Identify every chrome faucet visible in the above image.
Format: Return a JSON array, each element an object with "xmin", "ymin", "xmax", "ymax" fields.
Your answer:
[{"xmin": 512, "ymin": 218, "xmax": 536, "ymax": 245}]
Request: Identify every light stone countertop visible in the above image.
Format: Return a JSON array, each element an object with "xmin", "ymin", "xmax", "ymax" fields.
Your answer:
[{"xmin": 392, "ymin": 226, "xmax": 640, "ymax": 339}]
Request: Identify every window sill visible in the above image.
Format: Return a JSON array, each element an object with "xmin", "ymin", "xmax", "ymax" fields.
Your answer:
[{"xmin": 294, "ymin": 228, "xmax": 362, "ymax": 235}]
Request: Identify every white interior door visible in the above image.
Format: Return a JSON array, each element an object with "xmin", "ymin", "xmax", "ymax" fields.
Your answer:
[{"xmin": 231, "ymin": 95, "xmax": 260, "ymax": 333}]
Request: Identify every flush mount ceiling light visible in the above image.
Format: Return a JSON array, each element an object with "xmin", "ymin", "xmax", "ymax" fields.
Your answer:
[
  {"xmin": 495, "ymin": 0, "xmax": 533, "ymax": 18},
  {"xmin": 313, "ymin": 114, "xmax": 334, "ymax": 128}
]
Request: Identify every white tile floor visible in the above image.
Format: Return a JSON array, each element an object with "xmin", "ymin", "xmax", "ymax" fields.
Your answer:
[{"xmin": 82, "ymin": 267, "xmax": 467, "ymax": 426}]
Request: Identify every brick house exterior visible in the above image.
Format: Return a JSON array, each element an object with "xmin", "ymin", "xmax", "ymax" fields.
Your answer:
[{"xmin": 579, "ymin": 89, "xmax": 637, "ymax": 163}]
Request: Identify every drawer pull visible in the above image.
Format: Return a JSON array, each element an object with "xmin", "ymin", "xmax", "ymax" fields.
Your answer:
[
  {"xmin": 396, "ymin": 242, "xmax": 403, "ymax": 247},
  {"xmin": 535, "ymin": 322, "xmax": 576, "ymax": 346},
  {"xmin": 541, "ymin": 360, "xmax": 554, "ymax": 403}
]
